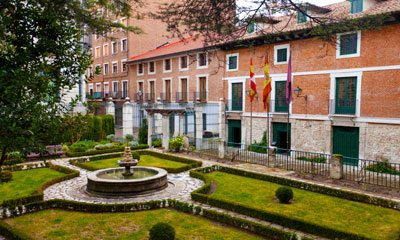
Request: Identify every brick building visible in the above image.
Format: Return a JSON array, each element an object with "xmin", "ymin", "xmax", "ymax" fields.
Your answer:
[{"xmin": 222, "ymin": 0, "xmax": 400, "ymax": 163}]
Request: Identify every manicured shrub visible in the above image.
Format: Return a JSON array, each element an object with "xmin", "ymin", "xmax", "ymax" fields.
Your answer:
[
  {"xmin": 102, "ymin": 115, "xmax": 115, "ymax": 136},
  {"xmin": 92, "ymin": 116, "xmax": 103, "ymax": 141},
  {"xmin": 276, "ymin": 187, "xmax": 293, "ymax": 204},
  {"xmin": 94, "ymin": 144, "xmax": 106, "ymax": 150},
  {"xmin": 366, "ymin": 162, "xmax": 400, "ymax": 175},
  {"xmin": 132, "ymin": 151, "xmax": 140, "ymax": 160},
  {"xmin": 169, "ymin": 136, "xmax": 183, "ymax": 152},
  {"xmin": 0, "ymin": 171, "xmax": 13, "ymax": 183},
  {"xmin": 149, "ymin": 222, "xmax": 175, "ymax": 240},
  {"xmin": 106, "ymin": 134, "xmax": 116, "ymax": 142},
  {"xmin": 139, "ymin": 118, "xmax": 148, "ymax": 144},
  {"xmin": 248, "ymin": 131, "xmax": 268, "ymax": 153},
  {"xmin": 152, "ymin": 139, "xmax": 162, "ymax": 147},
  {"xmin": 104, "ymin": 143, "xmax": 114, "ymax": 149}
]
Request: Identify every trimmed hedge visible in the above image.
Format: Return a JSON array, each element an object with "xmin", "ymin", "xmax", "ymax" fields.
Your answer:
[
  {"xmin": 69, "ymin": 153, "xmax": 124, "ymax": 172},
  {"xmin": 1, "ymin": 163, "xmax": 80, "ymax": 208},
  {"xmin": 136, "ymin": 150, "xmax": 202, "ymax": 173},
  {"xmin": 0, "ymin": 221, "xmax": 34, "ymax": 240},
  {"xmin": 1, "ymin": 199, "xmax": 303, "ymax": 240},
  {"xmin": 190, "ymin": 166, "xmax": 382, "ymax": 240},
  {"xmin": 66, "ymin": 144, "xmax": 149, "ymax": 157}
]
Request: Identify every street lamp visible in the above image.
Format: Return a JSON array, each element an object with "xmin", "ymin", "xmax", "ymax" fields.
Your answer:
[{"xmin": 294, "ymin": 86, "xmax": 307, "ymax": 100}]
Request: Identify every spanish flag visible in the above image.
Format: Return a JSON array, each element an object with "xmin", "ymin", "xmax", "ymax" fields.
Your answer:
[
  {"xmin": 249, "ymin": 58, "xmax": 257, "ymax": 102},
  {"xmin": 263, "ymin": 56, "xmax": 272, "ymax": 110}
]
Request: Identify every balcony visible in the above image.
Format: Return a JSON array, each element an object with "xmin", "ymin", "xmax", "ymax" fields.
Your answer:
[
  {"xmin": 329, "ymin": 99, "xmax": 357, "ymax": 116},
  {"xmin": 226, "ymin": 98, "xmax": 243, "ymax": 111},
  {"xmin": 86, "ymin": 92, "xmax": 102, "ymax": 99},
  {"xmin": 192, "ymin": 91, "xmax": 207, "ymax": 103},
  {"xmin": 107, "ymin": 91, "xmax": 129, "ymax": 100},
  {"xmin": 134, "ymin": 92, "xmax": 144, "ymax": 103},
  {"xmin": 160, "ymin": 92, "xmax": 172, "ymax": 103},
  {"xmin": 145, "ymin": 93, "xmax": 156, "ymax": 103},
  {"xmin": 175, "ymin": 92, "xmax": 188, "ymax": 103}
]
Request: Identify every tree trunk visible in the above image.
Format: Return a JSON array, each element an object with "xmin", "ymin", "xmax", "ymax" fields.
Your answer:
[{"xmin": 0, "ymin": 146, "xmax": 7, "ymax": 168}]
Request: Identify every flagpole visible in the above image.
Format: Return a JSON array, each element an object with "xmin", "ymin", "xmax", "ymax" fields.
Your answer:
[
  {"xmin": 250, "ymin": 100, "xmax": 253, "ymax": 149},
  {"xmin": 267, "ymin": 100, "xmax": 270, "ymax": 166}
]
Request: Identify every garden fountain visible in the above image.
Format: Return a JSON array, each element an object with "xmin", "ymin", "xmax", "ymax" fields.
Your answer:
[{"xmin": 86, "ymin": 147, "xmax": 168, "ymax": 196}]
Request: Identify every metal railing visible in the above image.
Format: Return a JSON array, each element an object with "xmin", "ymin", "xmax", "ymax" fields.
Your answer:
[
  {"xmin": 226, "ymin": 142, "xmax": 269, "ymax": 165},
  {"xmin": 343, "ymin": 157, "xmax": 400, "ymax": 188},
  {"xmin": 188, "ymin": 137, "xmax": 219, "ymax": 156},
  {"xmin": 176, "ymin": 92, "xmax": 189, "ymax": 103},
  {"xmin": 226, "ymin": 99, "xmax": 243, "ymax": 111},
  {"xmin": 134, "ymin": 93, "xmax": 144, "ymax": 103},
  {"xmin": 192, "ymin": 92, "xmax": 208, "ymax": 103},
  {"xmin": 86, "ymin": 92, "xmax": 102, "ymax": 99},
  {"xmin": 160, "ymin": 92, "xmax": 172, "ymax": 103},
  {"xmin": 145, "ymin": 93, "xmax": 156, "ymax": 103}
]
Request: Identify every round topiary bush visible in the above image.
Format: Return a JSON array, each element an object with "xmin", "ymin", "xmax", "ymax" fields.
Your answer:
[
  {"xmin": 0, "ymin": 171, "xmax": 13, "ymax": 183},
  {"xmin": 149, "ymin": 222, "xmax": 175, "ymax": 240},
  {"xmin": 132, "ymin": 151, "xmax": 140, "ymax": 160},
  {"xmin": 275, "ymin": 187, "xmax": 293, "ymax": 204}
]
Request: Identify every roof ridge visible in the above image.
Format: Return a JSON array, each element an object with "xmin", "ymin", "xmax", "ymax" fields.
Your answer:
[{"xmin": 128, "ymin": 36, "xmax": 195, "ymax": 61}]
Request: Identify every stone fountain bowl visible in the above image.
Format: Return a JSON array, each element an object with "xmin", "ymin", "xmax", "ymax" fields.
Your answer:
[
  {"xmin": 118, "ymin": 159, "xmax": 138, "ymax": 167},
  {"xmin": 86, "ymin": 167, "xmax": 168, "ymax": 196}
]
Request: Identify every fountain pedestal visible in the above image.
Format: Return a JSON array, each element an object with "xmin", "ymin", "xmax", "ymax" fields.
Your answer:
[{"xmin": 118, "ymin": 147, "xmax": 138, "ymax": 176}]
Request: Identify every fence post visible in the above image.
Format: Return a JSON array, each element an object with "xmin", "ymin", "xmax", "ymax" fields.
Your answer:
[
  {"xmin": 194, "ymin": 103, "xmax": 203, "ymax": 148},
  {"xmin": 218, "ymin": 140, "xmax": 226, "ymax": 159},
  {"xmin": 161, "ymin": 113, "xmax": 170, "ymax": 151},
  {"xmin": 269, "ymin": 146, "xmax": 277, "ymax": 167},
  {"xmin": 330, "ymin": 154, "xmax": 343, "ymax": 179},
  {"xmin": 105, "ymin": 98, "xmax": 115, "ymax": 116}
]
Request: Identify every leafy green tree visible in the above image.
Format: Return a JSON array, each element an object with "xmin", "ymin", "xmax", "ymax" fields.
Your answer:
[{"xmin": 0, "ymin": 0, "xmax": 142, "ymax": 166}]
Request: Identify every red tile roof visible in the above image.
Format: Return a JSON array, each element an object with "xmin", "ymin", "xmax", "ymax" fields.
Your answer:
[{"xmin": 128, "ymin": 36, "xmax": 206, "ymax": 63}]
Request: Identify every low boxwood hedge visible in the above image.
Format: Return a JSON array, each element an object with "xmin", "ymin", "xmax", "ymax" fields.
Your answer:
[
  {"xmin": 1, "ymin": 163, "xmax": 80, "ymax": 208},
  {"xmin": 190, "ymin": 165, "xmax": 393, "ymax": 240},
  {"xmin": 66, "ymin": 144, "xmax": 149, "ymax": 157},
  {"xmin": 1, "ymin": 199, "xmax": 304, "ymax": 240},
  {"xmin": 136, "ymin": 150, "xmax": 202, "ymax": 173}
]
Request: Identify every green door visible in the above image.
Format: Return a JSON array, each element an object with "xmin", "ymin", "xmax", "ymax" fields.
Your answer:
[
  {"xmin": 333, "ymin": 126, "xmax": 359, "ymax": 166},
  {"xmin": 228, "ymin": 120, "xmax": 241, "ymax": 147},
  {"xmin": 273, "ymin": 122, "xmax": 291, "ymax": 153},
  {"xmin": 169, "ymin": 114, "xmax": 175, "ymax": 137}
]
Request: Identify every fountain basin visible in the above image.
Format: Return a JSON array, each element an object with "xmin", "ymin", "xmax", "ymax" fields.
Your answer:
[{"xmin": 87, "ymin": 167, "xmax": 168, "ymax": 195}]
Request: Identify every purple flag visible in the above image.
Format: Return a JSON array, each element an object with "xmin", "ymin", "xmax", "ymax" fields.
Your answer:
[{"xmin": 286, "ymin": 54, "xmax": 292, "ymax": 105}]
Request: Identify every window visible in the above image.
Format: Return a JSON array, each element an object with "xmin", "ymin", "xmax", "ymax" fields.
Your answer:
[
  {"xmin": 95, "ymin": 47, "xmax": 100, "ymax": 58},
  {"xmin": 121, "ymin": 17, "xmax": 127, "ymax": 31},
  {"xmin": 180, "ymin": 56, "xmax": 188, "ymax": 70},
  {"xmin": 351, "ymin": 0, "xmax": 363, "ymax": 14},
  {"xmin": 297, "ymin": 9, "xmax": 307, "ymax": 24},
  {"xmin": 111, "ymin": 42, "xmax": 117, "ymax": 54},
  {"xmin": 275, "ymin": 81, "xmax": 289, "ymax": 112},
  {"xmin": 337, "ymin": 31, "xmax": 360, "ymax": 58},
  {"xmin": 197, "ymin": 53, "xmax": 208, "ymax": 69},
  {"xmin": 95, "ymin": 64, "xmax": 101, "ymax": 74},
  {"xmin": 149, "ymin": 81, "xmax": 155, "ymax": 101},
  {"xmin": 112, "ymin": 62, "xmax": 118, "ymax": 73},
  {"xmin": 96, "ymin": 83, "xmax": 101, "ymax": 95},
  {"xmin": 122, "ymin": 81, "xmax": 128, "ymax": 98},
  {"xmin": 121, "ymin": 38, "xmax": 127, "ymax": 52},
  {"xmin": 103, "ymin": 63, "xmax": 109, "ymax": 75},
  {"xmin": 88, "ymin": 83, "xmax": 94, "ymax": 95},
  {"xmin": 138, "ymin": 82, "xmax": 144, "ymax": 94},
  {"xmin": 199, "ymin": 76, "xmax": 207, "ymax": 101},
  {"xmin": 164, "ymin": 79, "xmax": 171, "ymax": 102},
  {"xmin": 231, "ymin": 83, "xmax": 243, "ymax": 111},
  {"xmin": 121, "ymin": 59, "xmax": 127, "ymax": 72},
  {"xmin": 203, "ymin": 113, "xmax": 207, "ymax": 131},
  {"xmin": 112, "ymin": 81, "xmax": 119, "ymax": 98},
  {"xmin": 164, "ymin": 59, "xmax": 171, "ymax": 72},
  {"xmin": 226, "ymin": 53, "xmax": 239, "ymax": 71},
  {"xmin": 137, "ymin": 63, "xmax": 144, "ymax": 75},
  {"xmin": 180, "ymin": 78, "xmax": 188, "ymax": 102},
  {"xmin": 104, "ymin": 83, "xmax": 109, "ymax": 97},
  {"xmin": 274, "ymin": 44, "xmax": 290, "ymax": 65},
  {"xmin": 88, "ymin": 66, "xmax": 93, "ymax": 77},
  {"xmin": 248, "ymin": 21, "xmax": 255, "ymax": 34},
  {"xmin": 335, "ymin": 77, "xmax": 357, "ymax": 114},
  {"xmin": 148, "ymin": 61, "xmax": 155, "ymax": 74},
  {"xmin": 103, "ymin": 44, "xmax": 109, "ymax": 56}
]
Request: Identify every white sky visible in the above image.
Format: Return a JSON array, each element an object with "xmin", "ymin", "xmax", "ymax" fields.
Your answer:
[{"xmin": 301, "ymin": 0, "xmax": 344, "ymax": 6}]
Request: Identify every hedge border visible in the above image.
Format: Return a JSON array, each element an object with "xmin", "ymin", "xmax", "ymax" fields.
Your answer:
[
  {"xmin": 66, "ymin": 144, "xmax": 149, "ymax": 157},
  {"xmin": 190, "ymin": 165, "xmax": 381, "ymax": 240},
  {"xmin": 1, "ymin": 199, "xmax": 304, "ymax": 240},
  {"xmin": 1, "ymin": 163, "xmax": 80, "ymax": 208},
  {"xmin": 70, "ymin": 150, "xmax": 202, "ymax": 173},
  {"xmin": 136, "ymin": 150, "xmax": 202, "ymax": 173}
]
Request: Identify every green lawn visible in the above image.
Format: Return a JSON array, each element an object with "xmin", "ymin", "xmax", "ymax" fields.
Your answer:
[
  {"xmin": 207, "ymin": 172, "xmax": 400, "ymax": 240},
  {"xmin": 0, "ymin": 168, "xmax": 65, "ymax": 203},
  {"xmin": 3, "ymin": 209, "xmax": 263, "ymax": 240},
  {"xmin": 80, "ymin": 155, "xmax": 188, "ymax": 170}
]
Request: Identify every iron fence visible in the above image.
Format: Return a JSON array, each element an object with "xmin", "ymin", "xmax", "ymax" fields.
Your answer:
[
  {"xmin": 343, "ymin": 157, "xmax": 400, "ymax": 188},
  {"xmin": 192, "ymin": 92, "xmax": 208, "ymax": 103},
  {"xmin": 225, "ymin": 143, "xmax": 269, "ymax": 165},
  {"xmin": 188, "ymin": 137, "xmax": 219, "ymax": 157}
]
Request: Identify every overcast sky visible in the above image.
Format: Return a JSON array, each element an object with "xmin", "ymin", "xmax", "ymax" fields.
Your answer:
[{"xmin": 300, "ymin": 0, "xmax": 344, "ymax": 6}]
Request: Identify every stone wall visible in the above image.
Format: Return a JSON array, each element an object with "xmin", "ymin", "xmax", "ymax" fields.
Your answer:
[
  {"xmin": 243, "ymin": 116, "xmax": 269, "ymax": 145},
  {"xmin": 292, "ymin": 119, "xmax": 331, "ymax": 154},
  {"xmin": 364, "ymin": 123, "xmax": 400, "ymax": 163}
]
